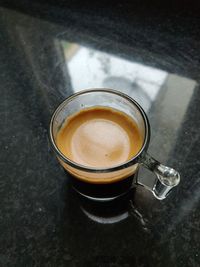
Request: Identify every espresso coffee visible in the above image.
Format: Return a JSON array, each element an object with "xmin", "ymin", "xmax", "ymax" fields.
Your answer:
[
  {"xmin": 56, "ymin": 106, "xmax": 143, "ymax": 199},
  {"xmin": 50, "ymin": 90, "xmax": 180, "ymax": 201},
  {"xmin": 56, "ymin": 106, "xmax": 143, "ymax": 169}
]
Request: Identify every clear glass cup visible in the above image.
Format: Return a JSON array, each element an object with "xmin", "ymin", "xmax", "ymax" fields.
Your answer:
[{"xmin": 49, "ymin": 89, "xmax": 180, "ymax": 201}]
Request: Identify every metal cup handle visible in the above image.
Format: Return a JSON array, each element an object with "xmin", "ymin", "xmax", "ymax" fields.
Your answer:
[{"xmin": 137, "ymin": 153, "xmax": 180, "ymax": 200}]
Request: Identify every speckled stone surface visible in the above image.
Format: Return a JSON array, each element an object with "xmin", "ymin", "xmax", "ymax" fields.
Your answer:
[{"xmin": 0, "ymin": 2, "xmax": 200, "ymax": 266}]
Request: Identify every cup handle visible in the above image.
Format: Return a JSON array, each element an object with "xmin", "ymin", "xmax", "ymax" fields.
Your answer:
[{"xmin": 137, "ymin": 153, "xmax": 180, "ymax": 200}]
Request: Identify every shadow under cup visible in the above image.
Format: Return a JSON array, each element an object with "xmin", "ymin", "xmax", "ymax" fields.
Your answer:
[
  {"xmin": 49, "ymin": 89, "xmax": 149, "ymax": 201},
  {"xmin": 50, "ymin": 88, "xmax": 180, "ymax": 201}
]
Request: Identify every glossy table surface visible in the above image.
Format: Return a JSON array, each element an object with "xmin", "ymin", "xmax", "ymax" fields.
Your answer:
[{"xmin": 1, "ymin": 2, "xmax": 200, "ymax": 266}]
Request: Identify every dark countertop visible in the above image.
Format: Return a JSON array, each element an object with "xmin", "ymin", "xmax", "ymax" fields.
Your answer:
[{"xmin": 1, "ymin": 2, "xmax": 200, "ymax": 266}]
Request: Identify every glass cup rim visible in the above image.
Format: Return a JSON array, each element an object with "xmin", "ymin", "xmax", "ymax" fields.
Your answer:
[{"xmin": 49, "ymin": 88, "xmax": 150, "ymax": 173}]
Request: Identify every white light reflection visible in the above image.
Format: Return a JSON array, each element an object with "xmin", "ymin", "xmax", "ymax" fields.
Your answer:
[
  {"xmin": 81, "ymin": 207, "xmax": 129, "ymax": 224},
  {"xmin": 62, "ymin": 41, "xmax": 167, "ymax": 112}
]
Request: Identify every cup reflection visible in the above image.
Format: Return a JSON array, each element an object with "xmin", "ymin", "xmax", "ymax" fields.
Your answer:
[{"xmin": 74, "ymin": 187, "xmax": 136, "ymax": 224}]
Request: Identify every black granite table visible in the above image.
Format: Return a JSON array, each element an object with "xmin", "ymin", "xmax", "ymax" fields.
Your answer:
[{"xmin": 1, "ymin": 2, "xmax": 200, "ymax": 266}]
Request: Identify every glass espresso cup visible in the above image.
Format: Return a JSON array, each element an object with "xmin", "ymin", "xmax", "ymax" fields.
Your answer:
[{"xmin": 49, "ymin": 89, "xmax": 180, "ymax": 201}]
